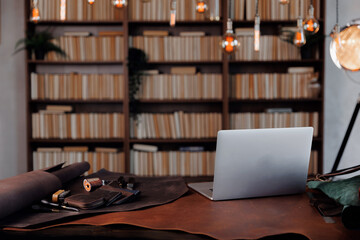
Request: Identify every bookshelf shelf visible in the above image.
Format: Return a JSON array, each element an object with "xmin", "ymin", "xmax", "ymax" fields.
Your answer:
[
  {"xmin": 27, "ymin": 60, "xmax": 124, "ymax": 65},
  {"xmin": 128, "ymin": 20, "xmax": 222, "ymax": 26},
  {"xmin": 27, "ymin": 20, "xmax": 123, "ymax": 26},
  {"xmin": 30, "ymin": 139, "xmax": 125, "ymax": 144},
  {"xmin": 130, "ymin": 138, "xmax": 217, "ymax": 144},
  {"xmin": 31, "ymin": 100, "xmax": 124, "ymax": 104},
  {"xmin": 25, "ymin": 0, "xmax": 325, "ymax": 176},
  {"xmin": 147, "ymin": 61, "xmax": 223, "ymax": 65}
]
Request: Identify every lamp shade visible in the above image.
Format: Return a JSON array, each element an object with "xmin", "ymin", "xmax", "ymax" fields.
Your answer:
[{"xmin": 331, "ymin": 22, "xmax": 360, "ymax": 71}]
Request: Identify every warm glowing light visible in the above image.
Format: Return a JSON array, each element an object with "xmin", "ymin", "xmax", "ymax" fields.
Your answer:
[
  {"xmin": 331, "ymin": 24, "xmax": 360, "ymax": 71},
  {"xmin": 279, "ymin": 0, "xmax": 290, "ymax": 5},
  {"xmin": 196, "ymin": 0, "xmax": 208, "ymax": 14},
  {"xmin": 30, "ymin": 0, "xmax": 40, "ymax": 23},
  {"xmin": 112, "ymin": 0, "xmax": 127, "ymax": 8},
  {"xmin": 293, "ymin": 18, "xmax": 306, "ymax": 47},
  {"xmin": 254, "ymin": 15, "xmax": 260, "ymax": 51},
  {"xmin": 303, "ymin": 5, "xmax": 320, "ymax": 34},
  {"xmin": 87, "ymin": 0, "xmax": 95, "ymax": 5},
  {"xmin": 170, "ymin": 0, "xmax": 176, "ymax": 27},
  {"xmin": 60, "ymin": 0, "xmax": 66, "ymax": 21},
  {"xmin": 221, "ymin": 19, "xmax": 240, "ymax": 54}
]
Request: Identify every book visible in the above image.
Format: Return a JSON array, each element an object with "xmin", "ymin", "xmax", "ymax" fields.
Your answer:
[
  {"xmin": 287, "ymin": 67, "xmax": 315, "ymax": 73},
  {"xmin": 265, "ymin": 108, "xmax": 293, "ymax": 113},
  {"xmin": 63, "ymin": 146, "xmax": 89, "ymax": 152},
  {"xmin": 133, "ymin": 144, "xmax": 158, "ymax": 152},
  {"xmin": 143, "ymin": 69, "xmax": 160, "ymax": 75},
  {"xmin": 179, "ymin": 146, "xmax": 205, "ymax": 152},
  {"xmin": 170, "ymin": 67, "xmax": 197, "ymax": 74},
  {"xmin": 235, "ymin": 28, "xmax": 254, "ymax": 36},
  {"xmin": 46, "ymin": 105, "xmax": 73, "ymax": 112},
  {"xmin": 64, "ymin": 32, "xmax": 92, "ymax": 37},
  {"xmin": 143, "ymin": 30, "xmax": 169, "ymax": 36},
  {"xmin": 179, "ymin": 32, "xmax": 206, "ymax": 37},
  {"xmin": 98, "ymin": 31, "xmax": 124, "ymax": 36},
  {"xmin": 37, "ymin": 147, "xmax": 62, "ymax": 152},
  {"xmin": 95, "ymin": 147, "xmax": 118, "ymax": 153}
]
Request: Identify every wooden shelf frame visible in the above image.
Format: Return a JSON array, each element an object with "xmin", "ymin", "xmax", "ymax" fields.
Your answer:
[{"xmin": 25, "ymin": 0, "xmax": 325, "ymax": 175}]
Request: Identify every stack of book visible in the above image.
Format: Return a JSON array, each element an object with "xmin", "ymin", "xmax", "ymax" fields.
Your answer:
[
  {"xmin": 130, "ymin": 112, "xmax": 222, "ymax": 139},
  {"xmin": 47, "ymin": 36, "xmax": 124, "ymax": 61},
  {"xmin": 128, "ymin": 0, "xmax": 221, "ymax": 21},
  {"xmin": 130, "ymin": 150, "xmax": 215, "ymax": 176},
  {"xmin": 230, "ymin": 112, "xmax": 319, "ymax": 136},
  {"xmin": 230, "ymin": 72, "xmax": 319, "ymax": 99},
  {"xmin": 31, "ymin": 73, "xmax": 124, "ymax": 100},
  {"xmin": 138, "ymin": 73, "xmax": 222, "ymax": 100},
  {"xmin": 37, "ymin": 0, "xmax": 124, "ymax": 21},
  {"xmin": 234, "ymin": 36, "xmax": 301, "ymax": 60},
  {"xmin": 131, "ymin": 35, "xmax": 222, "ymax": 61},
  {"xmin": 33, "ymin": 147, "xmax": 125, "ymax": 174},
  {"xmin": 32, "ymin": 109, "xmax": 125, "ymax": 139}
]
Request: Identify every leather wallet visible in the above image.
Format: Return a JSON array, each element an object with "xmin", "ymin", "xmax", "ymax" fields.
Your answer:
[{"xmin": 65, "ymin": 186, "xmax": 122, "ymax": 210}]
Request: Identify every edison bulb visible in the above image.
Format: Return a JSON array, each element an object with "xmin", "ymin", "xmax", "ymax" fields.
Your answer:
[
  {"xmin": 254, "ymin": 15, "xmax": 260, "ymax": 51},
  {"xmin": 221, "ymin": 19, "xmax": 240, "ymax": 54},
  {"xmin": 303, "ymin": 5, "xmax": 320, "ymax": 34},
  {"xmin": 87, "ymin": 0, "xmax": 95, "ymax": 5},
  {"xmin": 112, "ymin": 0, "xmax": 127, "ymax": 8},
  {"xmin": 196, "ymin": 0, "xmax": 208, "ymax": 14},
  {"xmin": 332, "ymin": 24, "xmax": 360, "ymax": 71},
  {"xmin": 279, "ymin": 0, "xmax": 290, "ymax": 5},
  {"xmin": 30, "ymin": 0, "xmax": 40, "ymax": 23},
  {"xmin": 170, "ymin": 0, "xmax": 177, "ymax": 27},
  {"xmin": 293, "ymin": 18, "xmax": 306, "ymax": 47}
]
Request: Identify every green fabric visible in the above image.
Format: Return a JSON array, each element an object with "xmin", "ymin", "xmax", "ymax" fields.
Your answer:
[{"xmin": 307, "ymin": 175, "xmax": 360, "ymax": 206}]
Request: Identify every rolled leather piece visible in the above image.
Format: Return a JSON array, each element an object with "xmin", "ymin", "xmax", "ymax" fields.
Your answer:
[{"xmin": 0, "ymin": 162, "xmax": 90, "ymax": 219}]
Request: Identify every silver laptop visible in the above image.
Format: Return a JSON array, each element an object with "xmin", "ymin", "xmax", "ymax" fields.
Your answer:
[{"xmin": 188, "ymin": 127, "xmax": 313, "ymax": 201}]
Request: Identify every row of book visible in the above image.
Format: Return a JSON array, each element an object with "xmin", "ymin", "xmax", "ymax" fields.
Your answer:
[
  {"xmin": 36, "ymin": 0, "xmax": 124, "ymax": 21},
  {"xmin": 229, "ymin": 72, "xmax": 319, "ymax": 99},
  {"xmin": 130, "ymin": 36, "xmax": 222, "ymax": 61},
  {"xmin": 47, "ymin": 36, "xmax": 124, "ymax": 61},
  {"xmin": 130, "ymin": 150, "xmax": 215, "ymax": 176},
  {"xmin": 128, "ymin": 0, "xmax": 221, "ymax": 21},
  {"xmin": 32, "ymin": 112, "xmax": 125, "ymax": 139},
  {"xmin": 233, "ymin": 0, "xmax": 320, "ymax": 21},
  {"xmin": 130, "ymin": 112, "xmax": 222, "ymax": 139},
  {"xmin": 230, "ymin": 112, "xmax": 319, "ymax": 136},
  {"xmin": 138, "ymin": 73, "xmax": 222, "ymax": 100},
  {"xmin": 233, "ymin": 36, "xmax": 301, "ymax": 60},
  {"xmin": 33, "ymin": 148, "xmax": 125, "ymax": 175},
  {"xmin": 31, "ymin": 73, "xmax": 124, "ymax": 100}
]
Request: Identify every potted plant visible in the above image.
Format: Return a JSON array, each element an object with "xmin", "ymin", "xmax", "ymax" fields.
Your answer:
[{"xmin": 14, "ymin": 30, "xmax": 66, "ymax": 60}]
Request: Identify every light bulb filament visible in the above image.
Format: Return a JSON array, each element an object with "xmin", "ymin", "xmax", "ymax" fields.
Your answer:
[
  {"xmin": 88, "ymin": 0, "xmax": 95, "ymax": 5},
  {"xmin": 60, "ymin": 0, "xmax": 66, "ymax": 21}
]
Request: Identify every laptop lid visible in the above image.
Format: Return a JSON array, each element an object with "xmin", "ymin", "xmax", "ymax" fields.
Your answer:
[{"xmin": 212, "ymin": 127, "xmax": 313, "ymax": 201}]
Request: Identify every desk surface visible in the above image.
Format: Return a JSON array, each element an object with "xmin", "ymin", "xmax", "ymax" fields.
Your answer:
[{"xmin": 3, "ymin": 191, "xmax": 360, "ymax": 240}]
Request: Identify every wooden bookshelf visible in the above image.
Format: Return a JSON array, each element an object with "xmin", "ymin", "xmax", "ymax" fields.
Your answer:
[{"xmin": 25, "ymin": 0, "xmax": 325, "ymax": 177}]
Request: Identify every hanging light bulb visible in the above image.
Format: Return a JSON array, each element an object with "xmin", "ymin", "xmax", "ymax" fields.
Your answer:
[
  {"xmin": 30, "ymin": 0, "xmax": 40, "ymax": 23},
  {"xmin": 87, "ymin": 0, "xmax": 95, "ymax": 5},
  {"xmin": 293, "ymin": 18, "xmax": 306, "ymax": 47},
  {"xmin": 254, "ymin": 0, "xmax": 260, "ymax": 52},
  {"xmin": 303, "ymin": 2, "xmax": 320, "ymax": 34},
  {"xmin": 112, "ymin": 0, "xmax": 127, "ymax": 8},
  {"xmin": 60, "ymin": 0, "xmax": 66, "ymax": 21},
  {"xmin": 331, "ymin": 21, "xmax": 360, "ymax": 71},
  {"xmin": 221, "ymin": 19, "xmax": 240, "ymax": 54},
  {"xmin": 279, "ymin": 0, "xmax": 290, "ymax": 5},
  {"xmin": 196, "ymin": 0, "xmax": 208, "ymax": 14},
  {"xmin": 170, "ymin": 0, "xmax": 177, "ymax": 27},
  {"xmin": 254, "ymin": 15, "xmax": 260, "ymax": 51}
]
